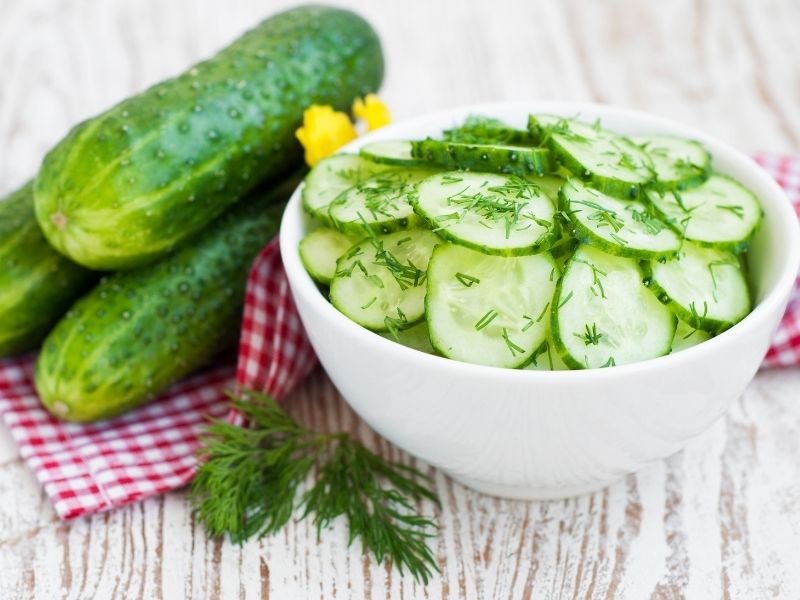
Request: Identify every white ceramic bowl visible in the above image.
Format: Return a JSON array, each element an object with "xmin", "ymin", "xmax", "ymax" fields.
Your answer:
[{"xmin": 280, "ymin": 102, "xmax": 800, "ymax": 499}]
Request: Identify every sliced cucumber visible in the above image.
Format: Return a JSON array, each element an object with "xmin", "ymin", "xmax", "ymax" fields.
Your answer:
[
  {"xmin": 330, "ymin": 229, "xmax": 440, "ymax": 332},
  {"xmin": 411, "ymin": 139, "xmax": 554, "ymax": 177},
  {"xmin": 560, "ymin": 178, "xmax": 680, "ymax": 259},
  {"xmin": 552, "ymin": 244, "xmax": 676, "ymax": 368},
  {"xmin": 360, "ymin": 141, "xmax": 426, "ymax": 167},
  {"xmin": 426, "ymin": 243, "xmax": 557, "ymax": 368},
  {"xmin": 630, "ymin": 135, "xmax": 711, "ymax": 191},
  {"xmin": 413, "ymin": 172, "xmax": 559, "ymax": 255},
  {"xmin": 670, "ymin": 320, "xmax": 712, "ymax": 353},
  {"xmin": 522, "ymin": 338, "xmax": 570, "ymax": 370},
  {"xmin": 302, "ymin": 154, "xmax": 391, "ymax": 224},
  {"xmin": 528, "ymin": 174, "xmax": 565, "ymax": 200},
  {"xmin": 442, "ymin": 115, "xmax": 535, "ymax": 146},
  {"xmin": 528, "ymin": 114, "xmax": 654, "ymax": 199},
  {"xmin": 379, "ymin": 320, "xmax": 436, "ymax": 355},
  {"xmin": 643, "ymin": 242, "xmax": 751, "ymax": 333},
  {"xmin": 299, "ymin": 228, "xmax": 359, "ymax": 285},
  {"xmin": 646, "ymin": 174, "xmax": 762, "ymax": 252},
  {"xmin": 328, "ymin": 169, "xmax": 435, "ymax": 235}
]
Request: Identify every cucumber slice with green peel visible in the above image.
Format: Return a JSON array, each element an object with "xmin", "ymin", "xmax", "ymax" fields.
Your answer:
[
  {"xmin": 670, "ymin": 320, "xmax": 712, "ymax": 352},
  {"xmin": 522, "ymin": 338, "xmax": 570, "ymax": 370},
  {"xmin": 411, "ymin": 139, "xmax": 554, "ymax": 176},
  {"xmin": 426, "ymin": 244, "xmax": 558, "ymax": 368},
  {"xmin": 552, "ymin": 244, "xmax": 676, "ymax": 369},
  {"xmin": 360, "ymin": 141, "xmax": 427, "ymax": 167},
  {"xmin": 443, "ymin": 115, "xmax": 536, "ymax": 146},
  {"xmin": 330, "ymin": 229, "xmax": 440, "ymax": 332},
  {"xmin": 646, "ymin": 174, "xmax": 763, "ymax": 253},
  {"xmin": 302, "ymin": 154, "xmax": 391, "ymax": 224},
  {"xmin": 379, "ymin": 320, "xmax": 436, "ymax": 355},
  {"xmin": 643, "ymin": 242, "xmax": 751, "ymax": 333},
  {"xmin": 528, "ymin": 114, "xmax": 655, "ymax": 199},
  {"xmin": 527, "ymin": 174, "xmax": 565, "ymax": 200},
  {"xmin": 299, "ymin": 228, "xmax": 359, "ymax": 285},
  {"xmin": 560, "ymin": 179, "xmax": 681, "ymax": 259},
  {"xmin": 413, "ymin": 172, "xmax": 559, "ymax": 255},
  {"xmin": 630, "ymin": 135, "xmax": 711, "ymax": 191},
  {"xmin": 328, "ymin": 169, "xmax": 436, "ymax": 235}
]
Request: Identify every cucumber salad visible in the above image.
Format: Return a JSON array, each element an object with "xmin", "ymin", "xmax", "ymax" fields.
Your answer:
[{"xmin": 299, "ymin": 115, "xmax": 762, "ymax": 370}]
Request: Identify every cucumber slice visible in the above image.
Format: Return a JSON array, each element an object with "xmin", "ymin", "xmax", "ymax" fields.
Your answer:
[
  {"xmin": 528, "ymin": 174, "xmax": 565, "ymax": 200},
  {"xmin": 523, "ymin": 338, "xmax": 570, "ymax": 370},
  {"xmin": 299, "ymin": 228, "xmax": 359, "ymax": 285},
  {"xmin": 670, "ymin": 320, "xmax": 711, "ymax": 352},
  {"xmin": 379, "ymin": 320, "xmax": 436, "ymax": 355},
  {"xmin": 630, "ymin": 135, "xmax": 711, "ymax": 191},
  {"xmin": 646, "ymin": 174, "xmax": 763, "ymax": 252},
  {"xmin": 443, "ymin": 115, "xmax": 536, "ymax": 146},
  {"xmin": 302, "ymin": 154, "xmax": 391, "ymax": 224},
  {"xmin": 426, "ymin": 243, "xmax": 557, "ymax": 368},
  {"xmin": 410, "ymin": 139, "xmax": 554, "ymax": 176},
  {"xmin": 643, "ymin": 242, "xmax": 751, "ymax": 333},
  {"xmin": 360, "ymin": 141, "xmax": 426, "ymax": 167},
  {"xmin": 413, "ymin": 172, "xmax": 559, "ymax": 255},
  {"xmin": 330, "ymin": 229, "xmax": 440, "ymax": 332},
  {"xmin": 560, "ymin": 178, "xmax": 680, "ymax": 259},
  {"xmin": 328, "ymin": 169, "xmax": 436, "ymax": 235},
  {"xmin": 528, "ymin": 114, "xmax": 654, "ymax": 199},
  {"xmin": 552, "ymin": 244, "xmax": 676, "ymax": 368}
]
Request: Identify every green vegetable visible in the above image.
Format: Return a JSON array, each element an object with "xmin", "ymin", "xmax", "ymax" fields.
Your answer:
[
  {"xmin": 0, "ymin": 182, "xmax": 97, "ymax": 357},
  {"xmin": 34, "ymin": 6, "xmax": 383, "ymax": 270},
  {"xmin": 191, "ymin": 390, "xmax": 440, "ymax": 584},
  {"xmin": 411, "ymin": 139, "xmax": 553, "ymax": 176},
  {"xmin": 34, "ymin": 176, "xmax": 298, "ymax": 422}
]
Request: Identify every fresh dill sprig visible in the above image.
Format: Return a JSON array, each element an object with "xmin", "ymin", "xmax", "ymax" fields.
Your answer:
[
  {"xmin": 191, "ymin": 390, "xmax": 440, "ymax": 584},
  {"xmin": 717, "ymin": 204, "xmax": 744, "ymax": 219},
  {"xmin": 455, "ymin": 272, "xmax": 481, "ymax": 287},
  {"xmin": 575, "ymin": 323, "xmax": 605, "ymax": 346},
  {"xmin": 475, "ymin": 308, "xmax": 499, "ymax": 331}
]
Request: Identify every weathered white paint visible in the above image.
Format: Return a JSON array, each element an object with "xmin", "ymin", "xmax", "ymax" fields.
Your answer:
[{"xmin": 1, "ymin": 0, "xmax": 799, "ymax": 598}]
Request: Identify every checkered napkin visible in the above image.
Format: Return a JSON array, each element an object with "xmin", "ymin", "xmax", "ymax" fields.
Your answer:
[{"xmin": 0, "ymin": 156, "xmax": 798, "ymax": 520}]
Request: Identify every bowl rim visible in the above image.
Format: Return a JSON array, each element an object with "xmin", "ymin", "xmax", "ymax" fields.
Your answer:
[{"xmin": 280, "ymin": 101, "xmax": 800, "ymax": 381}]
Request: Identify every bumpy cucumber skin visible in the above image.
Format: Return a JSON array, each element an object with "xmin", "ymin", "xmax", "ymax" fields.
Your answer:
[
  {"xmin": 34, "ymin": 178, "xmax": 295, "ymax": 422},
  {"xmin": 0, "ymin": 183, "xmax": 98, "ymax": 357},
  {"xmin": 359, "ymin": 141, "xmax": 426, "ymax": 167},
  {"xmin": 640, "ymin": 260, "xmax": 750, "ymax": 334},
  {"xmin": 410, "ymin": 139, "xmax": 554, "ymax": 176},
  {"xmin": 34, "ymin": 6, "xmax": 383, "ymax": 270}
]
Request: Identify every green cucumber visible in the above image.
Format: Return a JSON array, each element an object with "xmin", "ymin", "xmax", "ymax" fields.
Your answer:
[
  {"xmin": 528, "ymin": 114, "xmax": 654, "ymax": 199},
  {"xmin": 34, "ymin": 6, "xmax": 384, "ymax": 270},
  {"xmin": 552, "ymin": 244, "xmax": 676, "ymax": 369},
  {"xmin": 630, "ymin": 135, "xmax": 711, "ymax": 191},
  {"xmin": 560, "ymin": 178, "xmax": 680, "ymax": 259},
  {"xmin": 329, "ymin": 229, "xmax": 440, "ymax": 331},
  {"xmin": 302, "ymin": 153, "xmax": 391, "ymax": 224},
  {"xmin": 643, "ymin": 242, "xmax": 751, "ymax": 333},
  {"xmin": 425, "ymin": 243, "xmax": 557, "ymax": 368},
  {"xmin": 670, "ymin": 320, "xmax": 711, "ymax": 352},
  {"xmin": 523, "ymin": 338, "xmax": 570, "ymax": 370},
  {"xmin": 646, "ymin": 174, "xmax": 763, "ymax": 252},
  {"xmin": 413, "ymin": 172, "xmax": 559, "ymax": 255},
  {"xmin": 442, "ymin": 115, "xmax": 535, "ymax": 146},
  {"xmin": 411, "ymin": 139, "xmax": 553, "ymax": 176},
  {"xmin": 328, "ymin": 168, "xmax": 436, "ymax": 234},
  {"xmin": 299, "ymin": 228, "xmax": 359, "ymax": 285},
  {"xmin": 0, "ymin": 183, "xmax": 98, "ymax": 357},
  {"xmin": 34, "ymin": 177, "xmax": 297, "ymax": 422},
  {"xmin": 379, "ymin": 321, "xmax": 436, "ymax": 355},
  {"xmin": 360, "ymin": 141, "xmax": 425, "ymax": 166}
]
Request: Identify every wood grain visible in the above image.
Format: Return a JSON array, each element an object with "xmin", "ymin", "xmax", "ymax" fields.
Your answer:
[{"xmin": 1, "ymin": 0, "xmax": 800, "ymax": 597}]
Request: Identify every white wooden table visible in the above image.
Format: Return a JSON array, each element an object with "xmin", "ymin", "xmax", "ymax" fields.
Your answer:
[{"xmin": 1, "ymin": 1, "xmax": 800, "ymax": 597}]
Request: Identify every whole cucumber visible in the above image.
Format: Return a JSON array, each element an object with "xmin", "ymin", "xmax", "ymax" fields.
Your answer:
[
  {"xmin": 0, "ymin": 183, "xmax": 98, "ymax": 357},
  {"xmin": 34, "ymin": 6, "xmax": 382, "ymax": 270},
  {"xmin": 34, "ymin": 176, "xmax": 298, "ymax": 422}
]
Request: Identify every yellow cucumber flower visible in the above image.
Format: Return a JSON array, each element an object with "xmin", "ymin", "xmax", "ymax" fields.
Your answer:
[
  {"xmin": 295, "ymin": 105, "xmax": 357, "ymax": 167},
  {"xmin": 353, "ymin": 94, "xmax": 392, "ymax": 131}
]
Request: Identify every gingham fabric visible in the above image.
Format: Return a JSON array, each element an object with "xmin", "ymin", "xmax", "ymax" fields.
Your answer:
[{"xmin": 0, "ymin": 156, "xmax": 797, "ymax": 520}]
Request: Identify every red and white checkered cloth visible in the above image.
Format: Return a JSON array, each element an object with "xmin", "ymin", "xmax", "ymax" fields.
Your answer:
[{"xmin": 0, "ymin": 156, "xmax": 798, "ymax": 520}]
